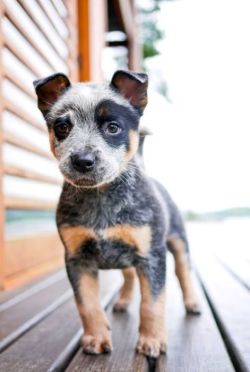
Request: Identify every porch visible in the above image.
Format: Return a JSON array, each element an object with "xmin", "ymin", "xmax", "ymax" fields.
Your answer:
[{"xmin": 0, "ymin": 222, "xmax": 249, "ymax": 372}]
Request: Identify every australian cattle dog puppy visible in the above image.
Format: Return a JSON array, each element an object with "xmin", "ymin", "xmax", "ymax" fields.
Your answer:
[{"xmin": 33, "ymin": 70, "xmax": 200, "ymax": 358}]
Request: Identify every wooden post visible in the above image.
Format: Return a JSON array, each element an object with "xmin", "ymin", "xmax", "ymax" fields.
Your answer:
[
  {"xmin": 128, "ymin": 1, "xmax": 141, "ymax": 71},
  {"xmin": 118, "ymin": 0, "xmax": 141, "ymax": 71},
  {"xmin": 78, "ymin": 0, "xmax": 91, "ymax": 82},
  {"xmin": 66, "ymin": 0, "xmax": 79, "ymax": 82},
  {"xmin": 78, "ymin": 0, "xmax": 107, "ymax": 82},
  {"xmin": 0, "ymin": 2, "xmax": 5, "ymax": 290}
]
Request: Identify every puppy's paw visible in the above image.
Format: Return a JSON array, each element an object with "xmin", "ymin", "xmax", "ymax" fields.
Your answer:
[
  {"xmin": 113, "ymin": 298, "xmax": 130, "ymax": 312},
  {"xmin": 82, "ymin": 333, "xmax": 113, "ymax": 354},
  {"xmin": 136, "ymin": 335, "xmax": 167, "ymax": 358},
  {"xmin": 185, "ymin": 300, "xmax": 201, "ymax": 315}
]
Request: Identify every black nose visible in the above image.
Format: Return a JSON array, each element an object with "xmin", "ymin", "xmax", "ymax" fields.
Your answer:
[{"xmin": 70, "ymin": 152, "xmax": 95, "ymax": 173}]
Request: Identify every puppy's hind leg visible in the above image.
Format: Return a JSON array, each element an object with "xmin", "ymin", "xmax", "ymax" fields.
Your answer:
[
  {"xmin": 167, "ymin": 237, "xmax": 201, "ymax": 315},
  {"xmin": 113, "ymin": 267, "xmax": 136, "ymax": 312}
]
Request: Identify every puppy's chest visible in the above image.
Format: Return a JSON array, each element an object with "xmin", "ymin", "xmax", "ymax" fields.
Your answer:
[{"xmin": 59, "ymin": 223, "xmax": 152, "ymax": 269}]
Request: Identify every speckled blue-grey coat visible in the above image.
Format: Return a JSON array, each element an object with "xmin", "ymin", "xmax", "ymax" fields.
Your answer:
[{"xmin": 34, "ymin": 70, "xmax": 200, "ymax": 358}]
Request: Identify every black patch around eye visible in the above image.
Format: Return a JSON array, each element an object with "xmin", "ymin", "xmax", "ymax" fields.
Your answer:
[
  {"xmin": 94, "ymin": 100, "xmax": 139, "ymax": 148},
  {"xmin": 53, "ymin": 115, "xmax": 72, "ymax": 140}
]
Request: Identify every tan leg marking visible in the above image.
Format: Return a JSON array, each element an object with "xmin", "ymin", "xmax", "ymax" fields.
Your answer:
[
  {"xmin": 76, "ymin": 272, "xmax": 112, "ymax": 354},
  {"xmin": 60, "ymin": 226, "xmax": 96, "ymax": 256},
  {"xmin": 168, "ymin": 238, "xmax": 201, "ymax": 315},
  {"xmin": 137, "ymin": 273, "xmax": 166, "ymax": 357},
  {"xmin": 113, "ymin": 267, "xmax": 136, "ymax": 311},
  {"xmin": 104, "ymin": 224, "xmax": 151, "ymax": 257}
]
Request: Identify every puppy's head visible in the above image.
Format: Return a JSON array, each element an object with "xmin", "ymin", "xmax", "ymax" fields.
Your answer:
[{"xmin": 33, "ymin": 70, "xmax": 148, "ymax": 188}]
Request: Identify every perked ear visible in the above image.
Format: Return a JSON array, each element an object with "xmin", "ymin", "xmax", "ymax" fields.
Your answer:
[
  {"xmin": 33, "ymin": 73, "xmax": 71, "ymax": 117},
  {"xmin": 111, "ymin": 70, "xmax": 148, "ymax": 113}
]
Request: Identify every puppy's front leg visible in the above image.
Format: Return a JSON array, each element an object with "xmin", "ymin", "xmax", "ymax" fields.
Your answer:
[
  {"xmin": 136, "ymin": 254, "xmax": 167, "ymax": 358},
  {"xmin": 66, "ymin": 260, "xmax": 112, "ymax": 354}
]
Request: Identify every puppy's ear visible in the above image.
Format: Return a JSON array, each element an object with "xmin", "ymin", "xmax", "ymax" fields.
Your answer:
[
  {"xmin": 110, "ymin": 70, "xmax": 148, "ymax": 113},
  {"xmin": 33, "ymin": 73, "xmax": 71, "ymax": 117}
]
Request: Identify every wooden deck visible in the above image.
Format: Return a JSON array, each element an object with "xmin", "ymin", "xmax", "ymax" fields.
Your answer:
[{"xmin": 0, "ymin": 221, "xmax": 249, "ymax": 372}]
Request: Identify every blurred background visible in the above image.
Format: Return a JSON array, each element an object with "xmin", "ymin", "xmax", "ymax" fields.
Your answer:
[{"xmin": 0, "ymin": 0, "xmax": 249, "ymax": 291}]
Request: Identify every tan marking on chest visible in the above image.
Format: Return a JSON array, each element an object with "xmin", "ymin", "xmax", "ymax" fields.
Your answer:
[
  {"xmin": 103, "ymin": 224, "xmax": 151, "ymax": 256},
  {"xmin": 60, "ymin": 226, "xmax": 96, "ymax": 256},
  {"xmin": 60, "ymin": 224, "xmax": 151, "ymax": 257}
]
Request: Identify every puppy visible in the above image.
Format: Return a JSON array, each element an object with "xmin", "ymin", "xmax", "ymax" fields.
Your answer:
[{"xmin": 33, "ymin": 70, "xmax": 200, "ymax": 358}]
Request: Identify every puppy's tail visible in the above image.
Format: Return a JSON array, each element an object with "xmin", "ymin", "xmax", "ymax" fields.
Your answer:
[{"xmin": 138, "ymin": 128, "xmax": 151, "ymax": 157}]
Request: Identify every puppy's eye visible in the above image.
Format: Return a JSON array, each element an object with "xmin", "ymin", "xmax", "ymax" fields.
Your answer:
[
  {"xmin": 54, "ymin": 119, "xmax": 72, "ymax": 140},
  {"xmin": 104, "ymin": 122, "xmax": 121, "ymax": 135}
]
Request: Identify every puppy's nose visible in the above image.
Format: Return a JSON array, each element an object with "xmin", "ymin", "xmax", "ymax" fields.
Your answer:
[{"xmin": 70, "ymin": 152, "xmax": 95, "ymax": 173}]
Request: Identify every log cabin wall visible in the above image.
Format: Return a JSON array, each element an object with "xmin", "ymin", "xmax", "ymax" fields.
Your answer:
[
  {"xmin": 0, "ymin": 0, "xmax": 79, "ymax": 290},
  {"xmin": 0, "ymin": 0, "xmax": 140, "ymax": 291}
]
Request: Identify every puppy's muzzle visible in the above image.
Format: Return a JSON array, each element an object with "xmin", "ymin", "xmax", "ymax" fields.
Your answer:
[{"xmin": 70, "ymin": 152, "xmax": 96, "ymax": 173}]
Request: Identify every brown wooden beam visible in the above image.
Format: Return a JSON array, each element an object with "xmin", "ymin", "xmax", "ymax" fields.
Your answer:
[
  {"xmin": 5, "ymin": 234, "xmax": 63, "ymax": 289},
  {"xmin": 65, "ymin": 0, "xmax": 79, "ymax": 82},
  {"xmin": 4, "ymin": 196, "xmax": 57, "ymax": 210},
  {"xmin": 78, "ymin": 0, "xmax": 107, "ymax": 82},
  {"xmin": 4, "ymin": 6, "xmax": 57, "ymax": 73},
  {"xmin": 4, "ymin": 165, "xmax": 62, "ymax": 185},
  {"xmin": 78, "ymin": 0, "xmax": 90, "ymax": 81},
  {"xmin": 4, "ymin": 68, "xmax": 36, "ymax": 100},
  {"xmin": 0, "ymin": 1, "xmax": 5, "ymax": 290},
  {"xmin": 3, "ymin": 132, "xmax": 53, "ymax": 160},
  {"xmin": 117, "ymin": 0, "xmax": 141, "ymax": 70},
  {"xmin": 3, "ymin": 99, "xmax": 46, "ymax": 132}
]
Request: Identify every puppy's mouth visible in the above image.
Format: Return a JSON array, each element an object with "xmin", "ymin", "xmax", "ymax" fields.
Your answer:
[{"xmin": 64, "ymin": 171, "xmax": 119, "ymax": 189}]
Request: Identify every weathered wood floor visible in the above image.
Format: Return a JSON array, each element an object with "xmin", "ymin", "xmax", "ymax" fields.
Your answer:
[{"xmin": 0, "ymin": 222, "xmax": 249, "ymax": 372}]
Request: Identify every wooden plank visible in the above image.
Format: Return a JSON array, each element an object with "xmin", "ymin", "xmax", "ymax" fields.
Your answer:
[
  {"xmin": 36, "ymin": 0, "xmax": 67, "ymax": 49},
  {"xmin": 51, "ymin": 0, "xmax": 68, "ymax": 18},
  {"xmin": 0, "ymin": 271, "xmax": 122, "ymax": 371},
  {"xmin": 38, "ymin": 0, "xmax": 69, "ymax": 39},
  {"xmin": 0, "ymin": 268, "xmax": 65, "ymax": 306},
  {"xmin": 193, "ymin": 248, "xmax": 250, "ymax": 372},
  {"xmin": 0, "ymin": 289, "xmax": 72, "ymax": 353},
  {"xmin": 3, "ymin": 38, "xmax": 44, "ymax": 77},
  {"xmin": 156, "ymin": 260, "xmax": 234, "ymax": 371},
  {"xmin": 4, "ymin": 196, "xmax": 57, "ymax": 210},
  {"xmin": 4, "ymin": 257, "xmax": 63, "ymax": 291},
  {"xmin": 0, "ymin": 0, "xmax": 6, "ymax": 290},
  {"xmin": 0, "ymin": 274, "xmax": 70, "ymax": 347},
  {"xmin": 19, "ymin": 0, "xmax": 68, "ymax": 60},
  {"xmin": 5, "ymin": 233, "xmax": 63, "ymax": 277},
  {"xmin": 216, "ymin": 254, "xmax": 250, "ymax": 291},
  {"xmin": 4, "ymin": 69, "xmax": 35, "ymax": 99},
  {"xmin": 3, "ymin": 131, "xmax": 53, "ymax": 160},
  {"xmin": 4, "ymin": 1, "xmax": 64, "ymax": 73},
  {"xmin": 2, "ymin": 16, "xmax": 52, "ymax": 76},
  {"xmin": 3, "ymin": 99, "xmax": 45, "ymax": 132},
  {"xmin": 4, "ymin": 164, "xmax": 61, "ymax": 185}
]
